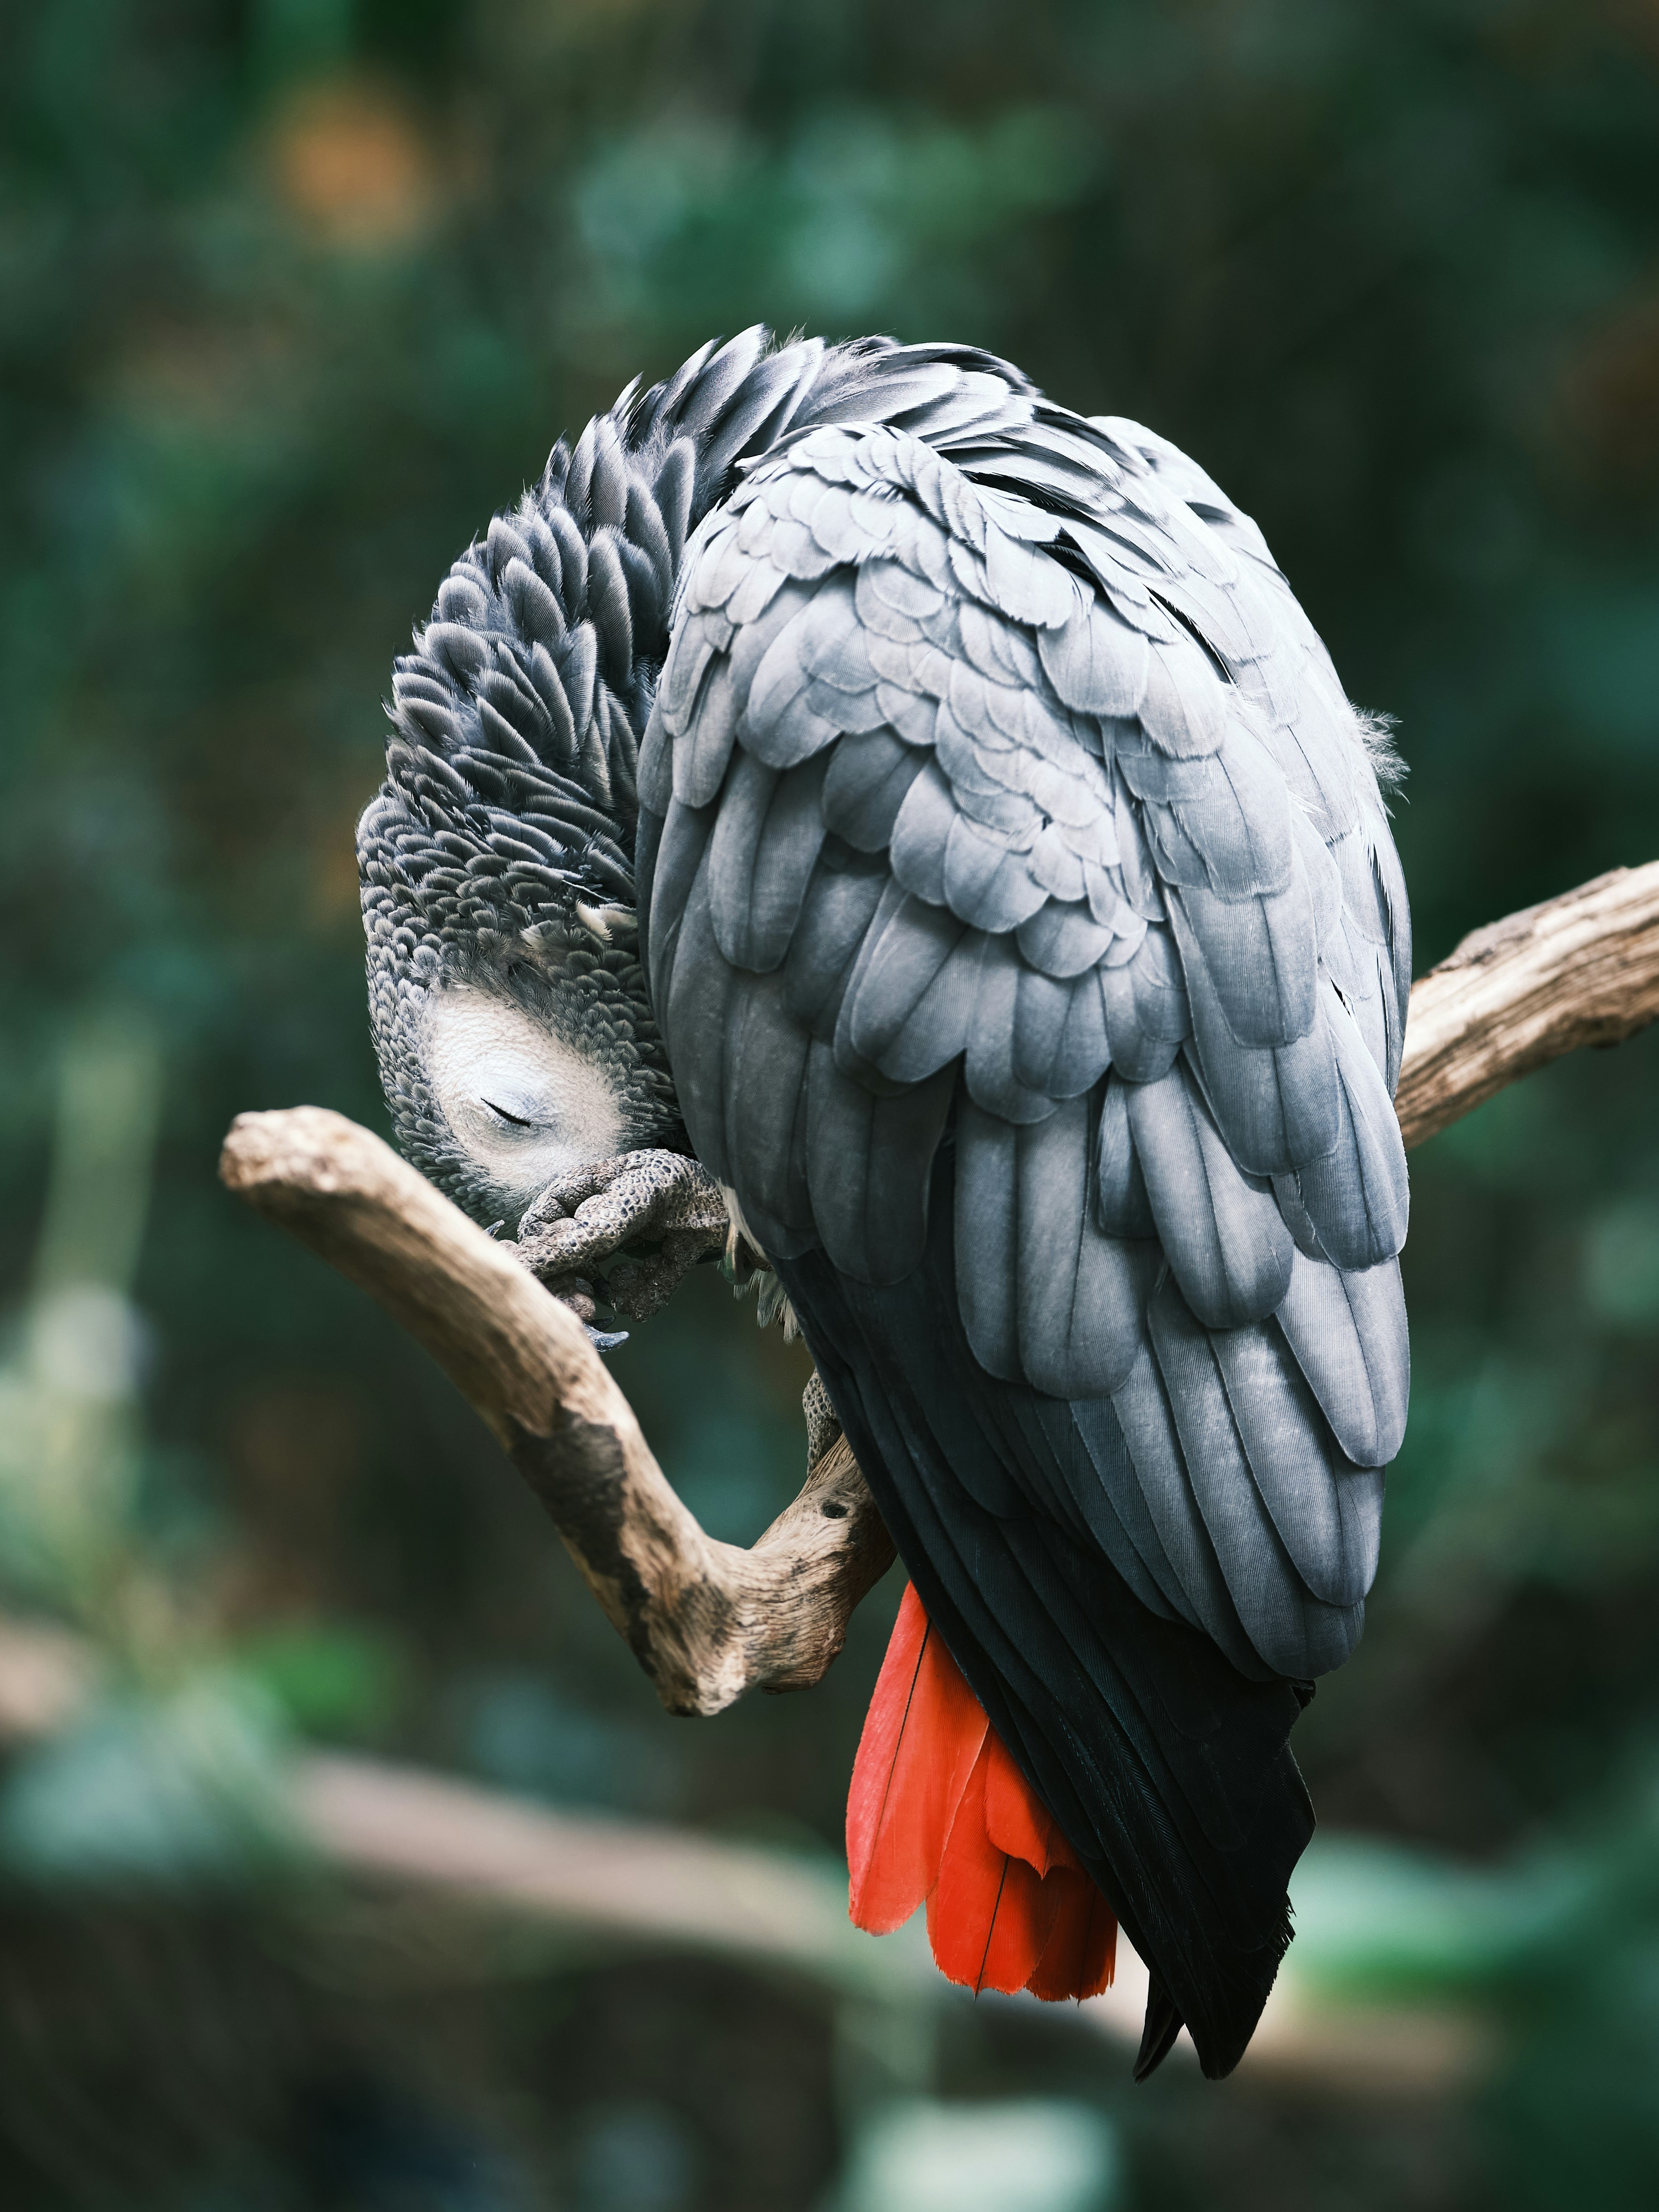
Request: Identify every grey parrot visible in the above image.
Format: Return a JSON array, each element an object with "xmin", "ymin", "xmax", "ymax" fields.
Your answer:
[{"xmin": 358, "ymin": 328, "xmax": 1410, "ymax": 2078}]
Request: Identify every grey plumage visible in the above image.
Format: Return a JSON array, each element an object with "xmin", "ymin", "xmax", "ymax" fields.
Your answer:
[
  {"xmin": 1126, "ymin": 1062, "xmax": 1294, "ymax": 1331},
  {"xmin": 360, "ymin": 324, "xmax": 1412, "ymax": 2081},
  {"xmin": 655, "ymin": 391, "xmax": 1401, "ymax": 1563}
]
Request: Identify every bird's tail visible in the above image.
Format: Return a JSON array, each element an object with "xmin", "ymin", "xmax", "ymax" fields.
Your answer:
[{"xmin": 847, "ymin": 1583, "xmax": 1118, "ymax": 2000}]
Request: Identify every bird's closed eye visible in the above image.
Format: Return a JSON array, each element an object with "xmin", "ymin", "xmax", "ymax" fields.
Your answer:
[{"xmin": 482, "ymin": 1098, "xmax": 537, "ymax": 1129}]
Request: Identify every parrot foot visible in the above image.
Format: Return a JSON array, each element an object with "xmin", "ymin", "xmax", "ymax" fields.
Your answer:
[
  {"xmin": 513, "ymin": 1151, "xmax": 730, "ymax": 1328},
  {"xmin": 803, "ymin": 1371, "xmax": 843, "ymax": 1470}
]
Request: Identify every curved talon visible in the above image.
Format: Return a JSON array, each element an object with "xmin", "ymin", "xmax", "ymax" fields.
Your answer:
[{"xmin": 532, "ymin": 1273, "xmax": 628, "ymax": 1351}]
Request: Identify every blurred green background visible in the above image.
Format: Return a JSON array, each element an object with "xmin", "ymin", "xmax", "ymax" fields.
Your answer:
[{"xmin": 3, "ymin": 0, "xmax": 1659, "ymax": 2205}]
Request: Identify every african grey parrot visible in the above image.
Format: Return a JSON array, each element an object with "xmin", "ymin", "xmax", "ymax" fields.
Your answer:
[{"xmin": 358, "ymin": 328, "xmax": 1410, "ymax": 2079}]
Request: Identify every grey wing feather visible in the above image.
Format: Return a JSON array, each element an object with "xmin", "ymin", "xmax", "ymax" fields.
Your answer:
[
  {"xmin": 1276, "ymin": 1250, "xmax": 1409, "ymax": 1468},
  {"xmin": 952, "ymin": 1097, "xmax": 1020, "ymax": 1379},
  {"xmin": 805, "ymin": 1043, "xmax": 956, "ymax": 1284},
  {"xmin": 1064, "ymin": 1394, "xmax": 1201, "ymax": 1624},
  {"xmin": 643, "ymin": 791, "xmax": 715, "ymax": 995},
  {"xmin": 1127, "ymin": 1062, "xmax": 1294, "ymax": 1330},
  {"xmin": 1017, "ymin": 900, "xmax": 1116, "ymax": 978},
  {"xmin": 1106, "ymin": 1340, "xmax": 1278, "ymax": 1679},
  {"xmin": 1175, "ymin": 945, "xmax": 1339, "ymax": 1176},
  {"xmin": 1164, "ymin": 880, "xmax": 1317, "ymax": 1053},
  {"xmin": 1011, "ymin": 964, "xmax": 1113, "ymax": 1099},
  {"xmin": 1011, "ymin": 1097, "xmax": 1156, "ymax": 1398},
  {"xmin": 721, "ymin": 969, "xmax": 816, "ymax": 1258},
  {"xmin": 841, "ymin": 896, "xmax": 973, "ymax": 1081},
  {"xmin": 1290, "ymin": 997, "xmax": 1411, "ymax": 1270},
  {"xmin": 1095, "ymin": 1073, "xmax": 1157, "ymax": 1238},
  {"xmin": 707, "ymin": 749, "xmax": 828, "ymax": 972},
  {"xmin": 660, "ymin": 858, "xmax": 739, "ymax": 1186},
  {"xmin": 778, "ymin": 849, "xmax": 891, "ymax": 1038},
  {"xmin": 822, "ymin": 727, "xmax": 930, "ymax": 850},
  {"xmin": 1209, "ymin": 1319, "xmax": 1384, "ymax": 1607},
  {"xmin": 889, "ymin": 759, "xmax": 957, "ymax": 905},
  {"xmin": 964, "ymin": 933, "xmax": 1056, "ymax": 1121},
  {"xmin": 1148, "ymin": 1278, "xmax": 1363, "ymax": 1679}
]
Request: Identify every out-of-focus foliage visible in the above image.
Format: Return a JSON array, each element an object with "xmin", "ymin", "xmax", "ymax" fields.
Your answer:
[{"xmin": 3, "ymin": 0, "xmax": 1659, "ymax": 2205}]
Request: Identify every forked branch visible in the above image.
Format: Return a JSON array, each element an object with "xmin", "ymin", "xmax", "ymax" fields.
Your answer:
[
  {"xmin": 219, "ymin": 1108, "xmax": 893, "ymax": 1716},
  {"xmin": 221, "ymin": 860, "xmax": 1659, "ymax": 1715}
]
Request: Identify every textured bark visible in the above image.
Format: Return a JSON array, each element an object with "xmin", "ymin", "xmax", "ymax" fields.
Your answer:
[
  {"xmin": 1396, "ymin": 860, "xmax": 1659, "ymax": 1148},
  {"xmin": 222, "ymin": 861, "xmax": 1659, "ymax": 1713}
]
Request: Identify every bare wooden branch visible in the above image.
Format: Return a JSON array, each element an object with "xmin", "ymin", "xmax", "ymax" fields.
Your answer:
[
  {"xmin": 221, "ymin": 861, "xmax": 1659, "ymax": 1716},
  {"xmin": 219, "ymin": 1108, "xmax": 894, "ymax": 1717},
  {"xmin": 1396, "ymin": 859, "xmax": 1659, "ymax": 1148}
]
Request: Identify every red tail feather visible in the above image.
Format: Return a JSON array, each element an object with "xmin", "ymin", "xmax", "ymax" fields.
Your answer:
[{"xmin": 847, "ymin": 1584, "xmax": 1118, "ymax": 2001}]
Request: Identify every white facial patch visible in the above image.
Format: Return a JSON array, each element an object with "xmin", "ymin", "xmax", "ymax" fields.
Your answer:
[{"xmin": 422, "ymin": 985, "xmax": 626, "ymax": 1216}]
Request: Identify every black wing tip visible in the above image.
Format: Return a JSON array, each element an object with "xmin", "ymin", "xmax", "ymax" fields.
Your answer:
[
  {"xmin": 1136, "ymin": 1978, "xmax": 1272, "ymax": 2083},
  {"xmin": 1134, "ymin": 1979, "xmax": 1186, "ymax": 2081},
  {"xmin": 1165, "ymin": 1900, "xmax": 1297, "ymax": 2081}
]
